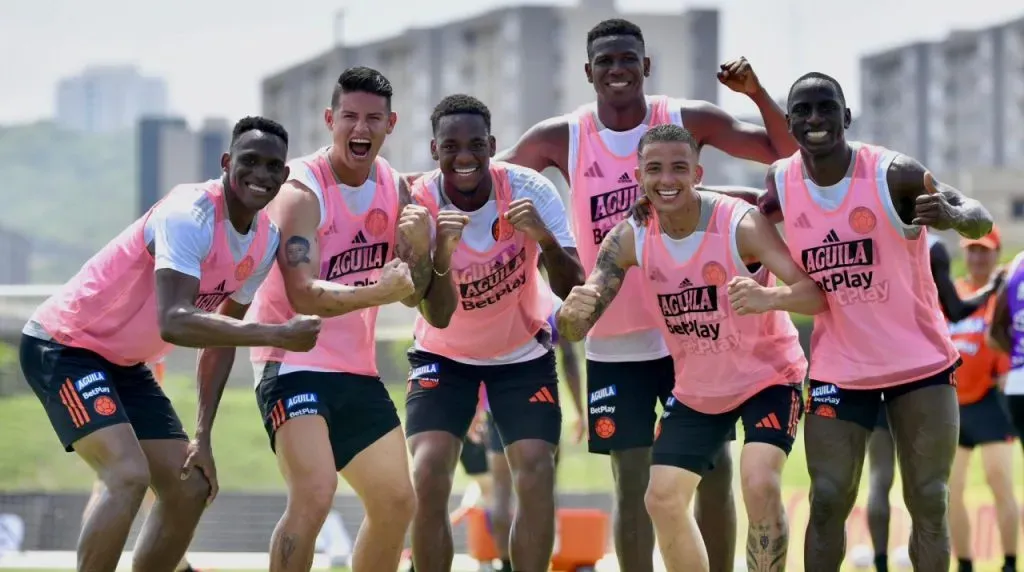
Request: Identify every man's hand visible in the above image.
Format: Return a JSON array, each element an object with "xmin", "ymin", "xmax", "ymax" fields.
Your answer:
[
  {"xmin": 180, "ymin": 438, "xmax": 218, "ymax": 505},
  {"xmin": 912, "ymin": 172, "xmax": 962, "ymax": 229},
  {"xmin": 558, "ymin": 285, "xmax": 600, "ymax": 329},
  {"xmin": 570, "ymin": 415, "xmax": 586, "ymax": 445},
  {"xmin": 505, "ymin": 198, "xmax": 551, "ymax": 243},
  {"xmin": 717, "ymin": 57, "xmax": 762, "ymax": 96},
  {"xmin": 436, "ymin": 211, "xmax": 470, "ymax": 255},
  {"xmin": 378, "ymin": 258, "xmax": 416, "ymax": 301},
  {"xmin": 398, "ymin": 204, "xmax": 432, "ymax": 257},
  {"xmin": 274, "ymin": 315, "xmax": 322, "ymax": 352},
  {"xmin": 628, "ymin": 196, "xmax": 653, "ymax": 227},
  {"xmin": 727, "ymin": 276, "xmax": 776, "ymax": 315}
]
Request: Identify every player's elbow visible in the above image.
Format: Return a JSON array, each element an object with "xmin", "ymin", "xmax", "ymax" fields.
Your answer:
[
  {"xmin": 158, "ymin": 306, "xmax": 193, "ymax": 345},
  {"xmin": 285, "ymin": 283, "xmax": 321, "ymax": 316}
]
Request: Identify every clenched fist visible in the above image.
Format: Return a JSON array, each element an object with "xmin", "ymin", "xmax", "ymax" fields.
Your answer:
[
  {"xmin": 398, "ymin": 204, "xmax": 432, "ymax": 256},
  {"xmin": 378, "ymin": 258, "xmax": 416, "ymax": 301},
  {"xmin": 727, "ymin": 276, "xmax": 775, "ymax": 315}
]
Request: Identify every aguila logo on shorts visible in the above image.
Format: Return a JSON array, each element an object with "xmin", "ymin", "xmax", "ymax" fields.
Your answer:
[
  {"xmin": 285, "ymin": 393, "xmax": 318, "ymax": 409},
  {"xmin": 800, "ymin": 227, "xmax": 886, "ymax": 305},
  {"xmin": 455, "ymin": 248, "xmax": 529, "ymax": 310},
  {"xmin": 589, "ymin": 385, "xmax": 616, "ymax": 404},
  {"xmin": 588, "ymin": 176, "xmax": 639, "ymax": 245},
  {"xmin": 810, "ymin": 384, "xmax": 840, "ymax": 406},
  {"xmin": 323, "ymin": 242, "xmax": 389, "ymax": 282},
  {"xmin": 75, "ymin": 372, "xmax": 106, "ymax": 392},
  {"xmin": 194, "ymin": 280, "xmax": 233, "ymax": 312},
  {"xmin": 410, "ymin": 363, "xmax": 439, "ymax": 378}
]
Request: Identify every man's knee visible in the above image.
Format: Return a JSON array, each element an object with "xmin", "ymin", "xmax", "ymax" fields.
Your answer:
[
  {"xmin": 741, "ymin": 469, "xmax": 782, "ymax": 514},
  {"xmin": 287, "ymin": 474, "xmax": 338, "ymax": 524},
  {"xmin": 163, "ymin": 471, "xmax": 211, "ymax": 511},
  {"xmin": 645, "ymin": 468, "xmax": 694, "ymax": 521},
  {"xmin": 412, "ymin": 447, "xmax": 457, "ymax": 510},
  {"xmin": 809, "ymin": 474, "xmax": 857, "ymax": 523},
  {"xmin": 366, "ymin": 475, "xmax": 416, "ymax": 526},
  {"xmin": 905, "ymin": 479, "xmax": 949, "ymax": 523},
  {"xmin": 100, "ymin": 456, "xmax": 151, "ymax": 501}
]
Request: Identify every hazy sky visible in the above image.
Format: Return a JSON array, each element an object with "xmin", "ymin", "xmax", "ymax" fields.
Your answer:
[{"xmin": 2, "ymin": 0, "xmax": 1021, "ymax": 126}]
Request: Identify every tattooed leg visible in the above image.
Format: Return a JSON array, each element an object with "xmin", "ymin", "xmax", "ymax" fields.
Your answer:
[
  {"xmin": 741, "ymin": 442, "xmax": 789, "ymax": 571},
  {"xmin": 269, "ymin": 416, "xmax": 338, "ymax": 572}
]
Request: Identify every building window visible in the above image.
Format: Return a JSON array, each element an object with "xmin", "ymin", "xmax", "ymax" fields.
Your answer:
[{"xmin": 1012, "ymin": 197, "xmax": 1024, "ymax": 220}]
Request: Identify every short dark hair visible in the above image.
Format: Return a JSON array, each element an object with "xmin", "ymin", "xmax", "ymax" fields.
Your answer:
[
  {"xmin": 430, "ymin": 94, "xmax": 491, "ymax": 135},
  {"xmin": 637, "ymin": 124, "xmax": 698, "ymax": 156},
  {"xmin": 787, "ymin": 72, "xmax": 846, "ymax": 108},
  {"xmin": 587, "ymin": 19, "xmax": 644, "ymax": 57},
  {"xmin": 331, "ymin": 66, "xmax": 393, "ymax": 109},
  {"xmin": 231, "ymin": 116, "xmax": 288, "ymax": 146}
]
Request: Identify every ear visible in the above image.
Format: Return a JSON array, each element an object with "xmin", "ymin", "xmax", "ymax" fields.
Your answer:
[
  {"xmin": 643, "ymin": 57, "xmax": 651, "ymax": 77},
  {"xmin": 634, "ymin": 166, "xmax": 642, "ymax": 183},
  {"xmin": 323, "ymin": 107, "xmax": 333, "ymax": 131},
  {"xmin": 386, "ymin": 111, "xmax": 398, "ymax": 135},
  {"xmin": 843, "ymin": 108, "xmax": 852, "ymax": 129},
  {"xmin": 220, "ymin": 152, "xmax": 230, "ymax": 172},
  {"xmin": 785, "ymin": 113, "xmax": 793, "ymax": 134},
  {"xmin": 430, "ymin": 139, "xmax": 438, "ymax": 162},
  {"xmin": 488, "ymin": 135, "xmax": 497, "ymax": 158},
  {"xmin": 694, "ymin": 164, "xmax": 704, "ymax": 185},
  {"xmin": 584, "ymin": 62, "xmax": 594, "ymax": 84}
]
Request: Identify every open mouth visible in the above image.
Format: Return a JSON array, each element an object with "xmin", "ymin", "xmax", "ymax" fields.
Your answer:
[
  {"xmin": 607, "ymin": 80, "xmax": 631, "ymax": 89},
  {"xmin": 453, "ymin": 165, "xmax": 479, "ymax": 179},
  {"xmin": 246, "ymin": 183, "xmax": 270, "ymax": 196},
  {"xmin": 656, "ymin": 189, "xmax": 681, "ymax": 200},
  {"xmin": 805, "ymin": 130, "xmax": 829, "ymax": 144},
  {"xmin": 348, "ymin": 138, "xmax": 372, "ymax": 158}
]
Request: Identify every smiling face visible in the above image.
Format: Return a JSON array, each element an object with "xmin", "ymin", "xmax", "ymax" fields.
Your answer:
[
  {"xmin": 324, "ymin": 90, "xmax": 397, "ymax": 169},
  {"xmin": 635, "ymin": 140, "xmax": 703, "ymax": 215},
  {"xmin": 787, "ymin": 79, "xmax": 852, "ymax": 158},
  {"xmin": 585, "ymin": 34, "xmax": 650, "ymax": 107},
  {"xmin": 221, "ymin": 130, "xmax": 289, "ymax": 211},
  {"xmin": 431, "ymin": 113, "xmax": 496, "ymax": 195}
]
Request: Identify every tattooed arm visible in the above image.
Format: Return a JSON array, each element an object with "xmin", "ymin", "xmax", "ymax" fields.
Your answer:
[
  {"xmin": 556, "ymin": 221, "xmax": 638, "ymax": 342},
  {"xmin": 887, "ymin": 154, "xmax": 993, "ymax": 239},
  {"xmin": 268, "ymin": 181, "xmax": 412, "ymax": 318},
  {"xmin": 394, "ymin": 176, "xmax": 433, "ymax": 307}
]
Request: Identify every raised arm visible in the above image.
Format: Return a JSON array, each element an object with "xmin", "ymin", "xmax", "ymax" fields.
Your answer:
[
  {"xmin": 418, "ymin": 210, "xmax": 469, "ymax": 329},
  {"xmin": 556, "ymin": 221, "xmax": 638, "ymax": 342},
  {"xmin": 731, "ymin": 209, "xmax": 827, "ymax": 316},
  {"xmin": 394, "ymin": 176, "xmax": 434, "ymax": 307},
  {"xmin": 887, "ymin": 154, "xmax": 993, "ymax": 239},
  {"xmin": 683, "ymin": 99, "xmax": 796, "ymax": 166},
  {"xmin": 494, "ymin": 117, "xmax": 569, "ymax": 176},
  {"xmin": 269, "ymin": 181, "xmax": 413, "ymax": 318},
  {"xmin": 929, "ymin": 241, "xmax": 1001, "ymax": 322}
]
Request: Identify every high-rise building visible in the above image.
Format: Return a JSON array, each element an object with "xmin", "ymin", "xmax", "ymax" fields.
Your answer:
[
  {"xmin": 260, "ymin": 0, "xmax": 721, "ymax": 187},
  {"xmin": 859, "ymin": 14, "xmax": 1024, "ymax": 174},
  {"xmin": 137, "ymin": 117, "xmax": 229, "ymax": 216},
  {"xmin": 56, "ymin": 66, "xmax": 169, "ymax": 134}
]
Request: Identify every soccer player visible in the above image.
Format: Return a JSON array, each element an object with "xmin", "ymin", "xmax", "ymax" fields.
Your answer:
[
  {"xmin": 558, "ymin": 124, "xmax": 824, "ymax": 572},
  {"xmin": 20, "ymin": 116, "xmax": 320, "ymax": 572},
  {"xmin": 497, "ymin": 19, "xmax": 797, "ymax": 571},
  {"xmin": 405, "ymin": 94, "xmax": 583, "ymax": 572},
  {"xmin": 248, "ymin": 67, "xmax": 433, "ymax": 572},
  {"xmin": 763, "ymin": 72, "xmax": 993, "ymax": 571},
  {"xmin": 866, "ymin": 231, "xmax": 1007, "ymax": 572}
]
